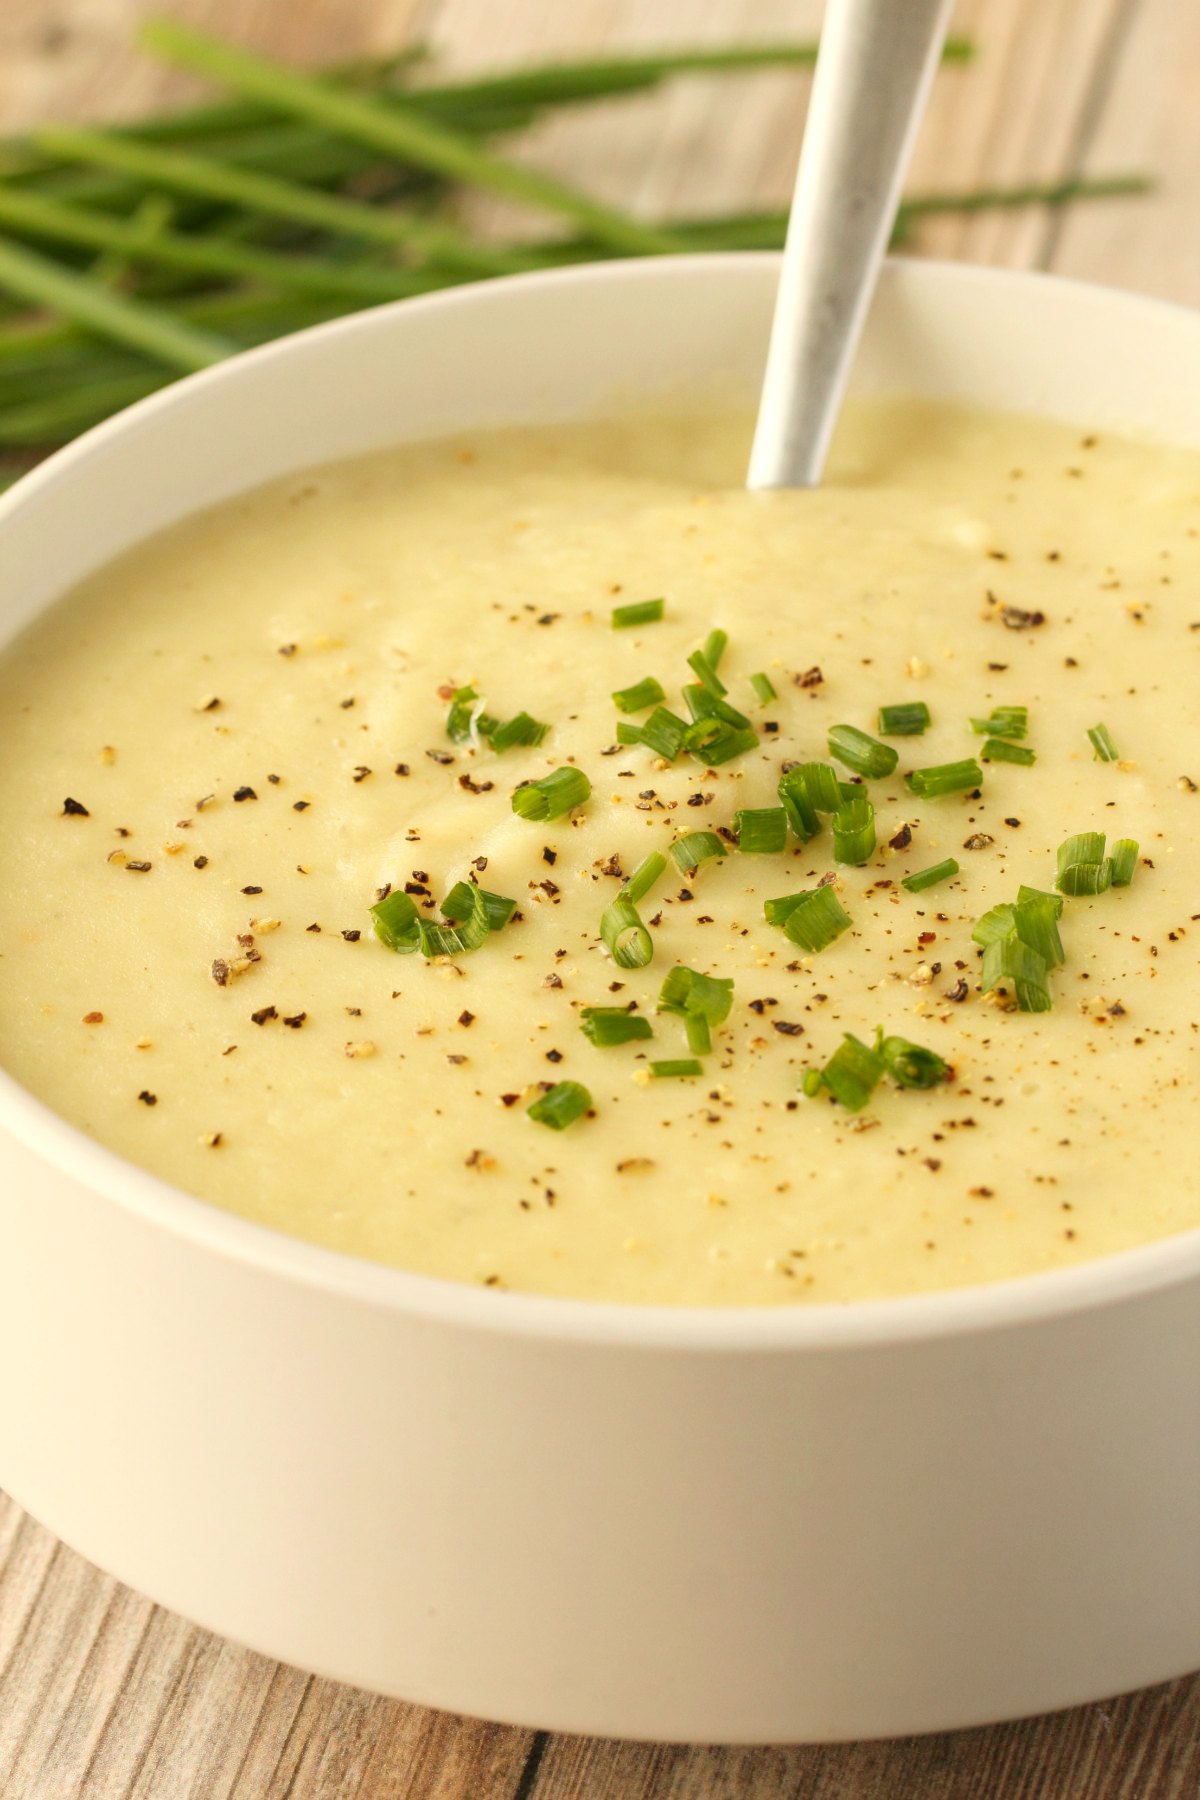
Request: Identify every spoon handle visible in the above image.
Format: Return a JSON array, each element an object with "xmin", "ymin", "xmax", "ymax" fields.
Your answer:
[{"xmin": 747, "ymin": 0, "xmax": 954, "ymax": 490}]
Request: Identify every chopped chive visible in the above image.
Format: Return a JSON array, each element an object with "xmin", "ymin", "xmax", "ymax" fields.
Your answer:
[
  {"xmin": 831, "ymin": 791, "xmax": 876, "ymax": 865},
  {"xmin": 797, "ymin": 762, "xmax": 842, "ymax": 813},
  {"xmin": 971, "ymin": 706, "xmax": 1028, "ymax": 741},
  {"xmin": 441, "ymin": 882, "xmax": 517, "ymax": 932},
  {"xmin": 703, "ymin": 628, "xmax": 728, "ymax": 670},
  {"xmin": 687, "ymin": 647, "xmax": 727, "ymax": 696},
  {"xmin": 625, "ymin": 851, "xmax": 668, "ymax": 905},
  {"xmin": 412, "ymin": 885, "xmax": 492, "ymax": 958},
  {"xmin": 1110, "ymin": 838, "xmax": 1139, "ymax": 887},
  {"xmin": 612, "ymin": 676, "xmax": 665, "ymax": 714},
  {"xmin": 1017, "ymin": 885, "xmax": 1064, "ymax": 916},
  {"xmin": 612, "ymin": 598, "xmax": 664, "ymax": 629},
  {"xmin": 527, "ymin": 1080, "xmax": 592, "ymax": 1129},
  {"xmin": 806, "ymin": 1034, "xmax": 884, "ymax": 1112},
  {"xmin": 649, "ymin": 1059, "xmax": 703, "ymax": 1079},
  {"xmin": 1058, "ymin": 831, "xmax": 1106, "ymax": 872},
  {"xmin": 689, "ymin": 723, "xmax": 759, "ymax": 765},
  {"xmin": 600, "ymin": 893, "xmax": 653, "ymax": 969},
  {"xmin": 981, "ymin": 737, "xmax": 1036, "ymax": 766},
  {"xmin": 446, "ymin": 684, "xmax": 495, "ymax": 743},
  {"xmin": 511, "ymin": 766, "xmax": 591, "ymax": 821},
  {"xmin": 580, "ymin": 1006, "xmax": 653, "ymax": 1047},
  {"xmin": 1012, "ymin": 893, "xmax": 1064, "ymax": 969},
  {"xmin": 370, "ymin": 888, "xmax": 420, "ymax": 953},
  {"xmin": 669, "ymin": 830, "xmax": 727, "ymax": 873},
  {"xmin": 1088, "ymin": 722, "xmax": 1120, "ymax": 761},
  {"xmin": 750, "ymin": 671, "xmax": 777, "ymax": 704},
  {"xmin": 827, "ymin": 724, "xmax": 899, "ymax": 779},
  {"xmin": 682, "ymin": 684, "xmax": 752, "ymax": 729},
  {"xmin": 1058, "ymin": 859, "xmax": 1114, "ymax": 896},
  {"xmin": 877, "ymin": 701, "xmax": 930, "ymax": 736},
  {"xmin": 901, "ymin": 858, "xmax": 958, "ymax": 893},
  {"xmin": 639, "ymin": 705, "xmax": 689, "ymax": 760},
  {"xmin": 981, "ymin": 933, "xmax": 1051, "ymax": 1012},
  {"xmin": 906, "ymin": 758, "xmax": 982, "ymax": 798},
  {"xmin": 684, "ymin": 1012, "xmax": 713, "ymax": 1055},
  {"xmin": 875, "ymin": 1031, "xmax": 950, "ymax": 1090},
  {"xmin": 489, "ymin": 711, "xmax": 550, "ymax": 752},
  {"xmin": 735, "ymin": 806, "xmax": 788, "ymax": 854},
  {"xmin": 616, "ymin": 722, "xmax": 644, "ymax": 745},
  {"xmin": 765, "ymin": 884, "xmax": 852, "ymax": 953},
  {"xmin": 657, "ymin": 966, "xmax": 735, "ymax": 1055},
  {"xmin": 778, "ymin": 766, "xmax": 820, "ymax": 841},
  {"xmin": 971, "ymin": 903, "xmax": 1017, "ymax": 948}
]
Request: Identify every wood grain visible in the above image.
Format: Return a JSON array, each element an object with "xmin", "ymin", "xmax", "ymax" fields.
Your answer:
[{"xmin": 1, "ymin": 0, "xmax": 1198, "ymax": 1794}]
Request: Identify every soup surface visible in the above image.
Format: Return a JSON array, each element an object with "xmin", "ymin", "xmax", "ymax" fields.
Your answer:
[{"xmin": 0, "ymin": 399, "xmax": 1197, "ymax": 1305}]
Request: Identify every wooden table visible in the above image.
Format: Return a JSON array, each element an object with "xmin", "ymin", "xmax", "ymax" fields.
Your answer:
[{"xmin": 1, "ymin": 2, "xmax": 1198, "ymax": 1793}]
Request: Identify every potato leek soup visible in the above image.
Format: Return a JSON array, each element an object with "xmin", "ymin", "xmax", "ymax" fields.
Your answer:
[{"xmin": 0, "ymin": 399, "xmax": 1197, "ymax": 1305}]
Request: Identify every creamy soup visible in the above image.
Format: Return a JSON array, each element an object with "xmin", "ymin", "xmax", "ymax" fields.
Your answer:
[{"xmin": 0, "ymin": 399, "xmax": 1197, "ymax": 1305}]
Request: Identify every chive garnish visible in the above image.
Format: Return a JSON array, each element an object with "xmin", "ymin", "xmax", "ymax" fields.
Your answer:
[
  {"xmin": 831, "ymin": 791, "xmax": 876, "ymax": 865},
  {"xmin": 612, "ymin": 676, "xmax": 665, "ymax": 714},
  {"xmin": 580, "ymin": 1006, "xmax": 653, "ymax": 1046},
  {"xmin": 657, "ymin": 965, "xmax": 734, "ymax": 1058},
  {"xmin": 1110, "ymin": 838, "xmax": 1139, "ymax": 887},
  {"xmin": 687, "ymin": 647, "xmax": 727, "ymax": 696},
  {"xmin": 649, "ymin": 1059, "xmax": 704, "ymax": 1079},
  {"xmin": 901, "ymin": 858, "xmax": 958, "ymax": 893},
  {"xmin": 877, "ymin": 701, "xmax": 930, "ymax": 736},
  {"xmin": 1011, "ymin": 892, "xmax": 1065, "ymax": 969},
  {"xmin": 446, "ymin": 684, "xmax": 497, "ymax": 743},
  {"xmin": 750, "ymin": 671, "xmax": 777, "ymax": 704},
  {"xmin": 981, "ymin": 738, "xmax": 1036, "ymax": 766},
  {"xmin": 690, "ymin": 724, "xmax": 759, "ymax": 765},
  {"xmin": 703, "ymin": 628, "xmax": 728, "ymax": 670},
  {"xmin": 1056, "ymin": 831, "xmax": 1113, "ymax": 895},
  {"xmin": 600, "ymin": 892, "xmax": 653, "ymax": 969},
  {"xmin": 765, "ymin": 884, "xmax": 852, "ymax": 953},
  {"xmin": 489, "ymin": 710, "xmax": 551, "ymax": 752},
  {"xmin": 639, "ymin": 705, "xmax": 689, "ymax": 760},
  {"xmin": 669, "ymin": 830, "xmax": 727, "ymax": 873},
  {"xmin": 971, "ymin": 706, "xmax": 1028, "ymax": 741},
  {"xmin": 371, "ymin": 882, "xmax": 514, "ymax": 958},
  {"xmin": 528, "ymin": 1080, "xmax": 592, "ymax": 1130},
  {"xmin": 624, "ymin": 851, "xmax": 668, "ymax": 905},
  {"xmin": 982, "ymin": 933, "xmax": 1051, "ymax": 1012},
  {"xmin": 612, "ymin": 598, "xmax": 664, "ymax": 629},
  {"xmin": 971, "ymin": 902, "xmax": 1017, "ymax": 948},
  {"xmin": 369, "ymin": 888, "xmax": 421, "ymax": 953},
  {"xmin": 683, "ymin": 684, "xmax": 752, "ymax": 730},
  {"xmin": 735, "ymin": 806, "xmax": 788, "ymax": 854},
  {"xmin": 906, "ymin": 758, "xmax": 982, "ymax": 798},
  {"xmin": 1088, "ymin": 722, "xmax": 1119, "ymax": 761},
  {"xmin": 616, "ymin": 722, "xmax": 644, "ymax": 745},
  {"xmin": 511, "ymin": 766, "xmax": 591, "ymax": 821},
  {"xmin": 804, "ymin": 1034, "xmax": 883, "ymax": 1111},
  {"xmin": 827, "ymin": 724, "xmax": 899, "ymax": 779},
  {"xmin": 441, "ymin": 882, "xmax": 517, "ymax": 931},
  {"xmin": 778, "ymin": 766, "xmax": 819, "ymax": 841},
  {"xmin": 798, "ymin": 761, "xmax": 842, "ymax": 813},
  {"xmin": 876, "ymin": 1031, "xmax": 949, "ymax": 1090}
]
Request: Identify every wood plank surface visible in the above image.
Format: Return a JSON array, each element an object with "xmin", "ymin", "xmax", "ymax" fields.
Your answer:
[{"xmin": 1, "ymin": 0, "xmax": 1198, "ymax": 1794}]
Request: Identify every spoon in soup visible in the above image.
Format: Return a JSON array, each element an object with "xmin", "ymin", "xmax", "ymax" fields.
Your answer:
[{"xmin": 748, "ymin": 0, "xmax": 954, "ymax": 490}]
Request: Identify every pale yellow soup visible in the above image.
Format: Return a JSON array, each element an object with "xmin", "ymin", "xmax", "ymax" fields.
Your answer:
[{"xmin": 1, "ymin": 399, "xmax": 1198, "ymax": 1306}]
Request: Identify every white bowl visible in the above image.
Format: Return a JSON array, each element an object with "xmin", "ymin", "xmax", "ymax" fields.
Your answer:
[{"xmin": 1, "ymin": 256, "xmax": 1198, "ymax": 1744}]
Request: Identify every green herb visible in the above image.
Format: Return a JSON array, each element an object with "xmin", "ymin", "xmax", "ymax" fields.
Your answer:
[
  {"xmin": 804, "ymin": 1034, "xmax": 884, "ymax": 1111},
  {"xmin": 639, "ymin": 705, "xmax": 689, "ymax": 760},
  {"xmin": 682, "ymin": 685, "xmax": 752, "ymax": 729},
  {"xmin": 440, "ymin": 882, "xmax": 517, "ymax": 932},
  {"xmin": 778, "ymin": 766, "xmax": 819, "ymax": 841},
  {"xmin": 749, "ymin": 671, "xmax": 777, "ymax": 704},
  {"xmin": 735, "ymin": 806, "xmax": 788, "ymax": 854},
  {"xmin": 1056, "ymin": 831, "xmax": 1112, "ymax": 896},
  {"xmin": 657, "ymin": 965, "xmax": 734, "ymax": 1059},
  {"xmin": 600, "ymin": 892, "xmax": 653, "ymax": 969},
  {"xmin": 489, "ymin": 711, "xmax": 550, "ymax": 752},
  {"xmin": 876, "ymin": 1031, "xmax": 949, "ymax": 1090},
  {"xmin": 687, "ymin": 723, "xmax": 759, "ymax": 765},
  {"xmin": 877, "ymin": 701, "xmax": 930, "ymax": 736},
  {"xmin": 687, "ymin": 647, "xmax": 727, "ymax": 696},
  {"xmin": 766, "ymin": 884, "xmax": 852, "ymax": 953},
  {"xmin": 649, "ymin": 1059, "xmax": 703, "ymax": 1078},
  {"xmin": 1110, "ymin": 838, "xmax": 1139, "ymax": 887},
  {"xmin": 971, "ymin": 903, "xmax": 1017, "ymax": 948},
  {"xmin": 901, "ymin": 858, "xmax": 958, "ymax": 893},
  {"xmin": 831, "ymin": 791, "xmax": 875, "ymax": 865},
  {"xmin": 1012, "ymin": 893, "xmax": 1064, "ymax": 969},
  {"xmin": 981, "ymin": 932, "xmax": 1051, "ymax": 1012},
  {"xmin": 446, "ymin": 685, "xmax": 492, "ymax": 743},
  {"xmin": 612, "ymin": 676, "xmax": 665, "ymax": 713},
  {"xmin": 369, "ymin": 887, "xmax": 421, "ymax": 953},
  {"xmin": 906, "ymin": 758, "xmax": 982, "ymax": 798},
  {"xmin": 971, "ymin": 705, "xmax": 1028, "ymax": 740},
  {"xmin": 580, "ymin": 1006, "xmax": 653, "ymax": 1046},
  {"xmin": 511, "ymin": 766, "xmax": 590, "ymax": 821},
  {"xmin": 702, "ymin": 628, "xmax": 728, "ymax": 670},
  {"xmin": 624, "ymin": 851, "xmax": 668, "ymax": 905},
  {"xmin": 669, "ymin": 830, "xmax": 727, "ymax": 872},
  {"xmin": 1088, "ymin": 722, "xmax": 1120, "ymax": 761},
  {"xmin": 616, "ymin": 722, "xmax": 644, "ymax": 745},
  {"xmin": 528, "ymin": 1079, "xmax": 592, "ymax": 1129},
  {"xmin": 612, "ymin": 598, "xmax": 664, "ymax": 629},
  {"xmin": 827, "ymin": 724, "xmax": 898, "ymax": 779},
  {"xmin": 981, "ymin": 738, "xmax": 1036, "ymax": 766}
]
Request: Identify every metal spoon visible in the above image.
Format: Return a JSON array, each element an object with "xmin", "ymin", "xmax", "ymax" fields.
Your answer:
[{"xmin": 747, "ymin": 0, "xmax": 954, "ymax": 490}]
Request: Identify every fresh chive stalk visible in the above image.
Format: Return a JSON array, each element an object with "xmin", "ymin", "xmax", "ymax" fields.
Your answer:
[
  {"xmin": 489, "ymin": 710, "xmax": 550, "ymax": 752},
  {"xmin": 981, "ymin": 738, "xmax": 1036, "ymax": 766},
  {"xmin": 778, "ymin": 766, "xmax": 819, "ymax": 841},
  {"xmin": 640, "ymin": 705, "xmax": 689, "ymax": 760},
  {"xmin": 766, "ymin": 884, "xmax": 852, "ymax": 953},
  {"xmin": 1056, "ymin": 831, "xmax": 1112, "ymax": 896},
  {"xmin": 1110, "ymin": 838, "xmax": 1139, "ymax": 887},
  {"xmin": 876, "ymin": 1031, "xmax": 949, "ymax": 1090},
  {"xmin": 527, "ymin": 1079, "xmax": 592, "ymax": 1129},
  {"xmin": 683, "ymin": 684, "xmax": 751, "ymax": 729},
  {"xmin": 901, "ymin": 858, "xmax": 958, "ymax": 893},
  {"xmin": 702, "ymin": 627, "xmax": 728, "ymax": 669},
  {"xmin": 600, "ymin": 892, "xmax": 653, "ymax": 969},
  {"xmin": 971, "ymin": 706, "xmax": 1028, "ymax": 740},
  {"xmin": 511, "ymin": 766, "xmax": 591, "ymax": 821},
  {"xmin": 580, "ymin": 1006, "xmax": 653, "ymax": 1046},
  {"xmin": 669, "ymin": 830, "xmax": 727, "ymax": 873},
  {"xmin": 688, "ymin": 723, "xmax": 759, "ymax": 765},
  {"xmin": 827, "ymin": 724, "xmax": 899, "ymax": 779},
  {"xmin": 805, "ymin": 1034, "xmax": 883, "ymax": 1111},
  {"xmin": 1088, "ymin": 722, "xmax": 1119, "ymax": 761},
  {"xmin": 612, "ymin": 676, "xmax": 665, "ymax": 713},
  {"xmin": 877, "ymin": 701, "xmax": 930, "ymax": 736},
  {"xmin": 657, "ymin": 965, "xmax": 734, "ymax": 1058},
  {"xmin": 981, "ymin": 933, "xmax": 1051, "ymax": 1012},
  {"xmin": 735, "ymin": 806, "xmax": 788, "ymax": 854},
  {"xmin": 749, "ymin": 671, "xmax": 777, "ymax": 704},
  {"xmin": 687, "ymin": 646, "xmax": 727, "ymax": 696},
  {"xmin": 624, "ymin": 851, "xmax": 667, "ymax": 905},
  {"xmin": 906, "ymin": 759, "xmax": 982, "ymax": 798},
  {"xmin": 612, "ymin": 598, "xmax": 665, "ymax": 629},
  {"xmin": 831, "ymin": 791, "xmax": 876, "ymax": 865},
  {"xmin": 649, "ymin": 1059, "xmax": 704, "ymax": 1078}
]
